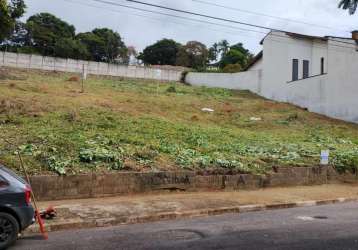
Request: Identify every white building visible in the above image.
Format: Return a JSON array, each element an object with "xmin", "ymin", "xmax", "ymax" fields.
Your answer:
[{"xmin": 187, "ymin": 31, "xmax": 358, "ymax": 123}]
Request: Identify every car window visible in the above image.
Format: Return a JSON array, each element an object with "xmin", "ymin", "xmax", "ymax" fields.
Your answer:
[
  {"xmin": 0, "ymin": 175, "xmax": 9, "ymax": 187},
  {"xmin": 0, "ymin": 166, "xmax": 26, "ymax": 184}
]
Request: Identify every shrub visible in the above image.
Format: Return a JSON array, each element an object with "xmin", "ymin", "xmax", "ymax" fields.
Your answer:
[
  {"xmin": 180, "ymin": 71, "xmax": 190, "ymax": 84},
  {"xmin": 166, "ymin": 86, "xmax": 177, "ymax": 93},
  {"xmin": 222, "ymin": 64, "xmax": 242, "ymax": 73}
]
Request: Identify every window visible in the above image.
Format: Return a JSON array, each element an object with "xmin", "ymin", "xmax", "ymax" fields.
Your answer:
[
  {"xmin": 321, "ymin": 57, "xmax": 325, "ymax": 75},
  {"xmin": 303, "ymin": 60, "xmax": 309, "ymax": 79},
  {"xmin": 0, "ymin": 175, "xmax": 8, "ymax": 188},
  {"xmin": 292, "ymin": 59, "xmax": 299, "ymax": 81}
]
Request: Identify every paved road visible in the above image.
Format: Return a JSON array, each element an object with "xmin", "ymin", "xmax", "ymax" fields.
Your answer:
[{"xmin": 10, "ymin": 202, "xmax": 358, "ymax": 250}]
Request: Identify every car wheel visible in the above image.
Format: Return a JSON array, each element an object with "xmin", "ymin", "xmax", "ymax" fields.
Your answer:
[{"xmin": 0, "ymin": 212, "xmax": 20, "ymax": 249}]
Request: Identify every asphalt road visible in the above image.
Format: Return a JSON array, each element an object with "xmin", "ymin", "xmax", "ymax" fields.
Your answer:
[{"xmin": 10, "ymin": 202, "xmax": 358, "ymax": 250}]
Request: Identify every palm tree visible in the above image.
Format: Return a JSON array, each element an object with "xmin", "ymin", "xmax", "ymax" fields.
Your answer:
[
  {"xmin": 339, "ymin": 0, "xmax": 358, "ymax": 14},
  {"xmin": 218, "ymin": 40, "xmax": 229, "ymax": 55}
]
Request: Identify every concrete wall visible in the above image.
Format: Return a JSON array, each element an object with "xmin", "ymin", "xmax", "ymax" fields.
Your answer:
[
  {"xmin": 262, "ymin": 32, "xmax": 358, "ymax": 123},
  {"xmin": 27, "ymin": 166, "xmax": 353, "ymax": 201},
  {"xmin": 186, "ymin": 69, "xmax": 263, "ymax": 93},
  {"xmin": 0, "ymin": 52, "xmax": 183, "ymax": 82}
]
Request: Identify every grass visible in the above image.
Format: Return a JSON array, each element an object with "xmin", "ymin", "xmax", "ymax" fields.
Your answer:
[{"xmin": 0, "ymin": 67, "xmax": 357, "ymax": 176}]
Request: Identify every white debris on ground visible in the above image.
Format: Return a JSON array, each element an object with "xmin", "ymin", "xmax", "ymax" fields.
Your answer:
[
  {"xmin": 201, "ymin": 108, "xmax": 214, "ymax": 113},
  {"xmin": 250, "ymin": 117, "xmax": 262, "ymax": 121},
  {"xmin": 296, "ymin": 216, "xmax": 315, "ymax": 221}
]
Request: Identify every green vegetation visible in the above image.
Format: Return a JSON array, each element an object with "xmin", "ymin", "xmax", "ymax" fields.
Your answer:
[
  {"xmin": 0, "ymin": 0, "xmax": 26, "ymax": 41},
  {"xmin": 339, "ymin": 0, "xmax": 358, "ymax": 14},
  {"xmin": 0, "ymin": 68, "xmax": 357, "ymax": 176}
]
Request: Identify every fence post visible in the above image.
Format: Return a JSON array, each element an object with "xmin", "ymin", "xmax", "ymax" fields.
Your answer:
[
  {"xmin": 29, "ymin": 54, "xmax": 32, "ymax": 69},
  {"xmin": 16, "ymin": 53, "xmax": 19, "ymax": 68},
  {"xmin": 1, "ymin": 51, "xmax": 4, "ymax": 66}
]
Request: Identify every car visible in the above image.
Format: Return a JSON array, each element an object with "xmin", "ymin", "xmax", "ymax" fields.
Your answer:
[{"xmin": 0, "ymin": 165, "xmax": 35, "ymax": 249}]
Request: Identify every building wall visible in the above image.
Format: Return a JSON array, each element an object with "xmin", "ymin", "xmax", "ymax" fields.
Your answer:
[
  {"xmin": 186, "ymin": 67, "xmax": 263, "ymax": 93},
  {"xmin": 260, "ymin": 31, "xmax": 328, "ymax": 100},
  {"xmin": 0, "ymin": 52, "xmax": 183, "ymax": 81},
  {"xmin": 185, "ymin": 32, "xmax": 358, "ymax": 123},
  {"xmin": 262, "ymin": 32, "xmax": 358, "ymax": 123},
  {"xmin": 323, "ymin": 39, "xmax": 358, "ymax": 122}
]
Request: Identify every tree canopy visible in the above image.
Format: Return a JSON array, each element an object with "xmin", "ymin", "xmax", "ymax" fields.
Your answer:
[
  {"xmin": 26, "ymin": 13, "xmax": 76, "ymax": 56},
  {"xmin": 176, "ymin": 41, "xmax": 208, "ymax": 70},
  {"xmin": 77, "ymin": 28, "xmax": 127, "ymax": 63},
  {"xmin": 339, "ymin": 0, "xmax": 358, "ymax": 14},
  {"xmin": 0, "ymin": 8, "xmax": 254, "ymax": 71},
  {"xmin": 0, "ymin": 0, "xmax": 26, "ymax": 42},
  {"xmin": 2, "ymin": 12, "xmax": 129, "ymax": 62},
  {"xmin": 139, "ymin": 39, "xmax": 181, "ymax": 65}
]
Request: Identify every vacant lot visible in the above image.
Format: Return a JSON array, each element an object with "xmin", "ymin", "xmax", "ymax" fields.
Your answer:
[{"xmin": 0, "ymin": 67, "xmax": 357, "ymax": 175}]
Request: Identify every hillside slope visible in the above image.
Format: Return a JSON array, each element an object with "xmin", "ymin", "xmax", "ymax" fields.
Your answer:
[{"xmin": 0, "ymin": 67, "xmax": 357, "ymax": 175}]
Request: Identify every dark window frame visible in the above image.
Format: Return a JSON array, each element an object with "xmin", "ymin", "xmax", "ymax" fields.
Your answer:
[
  {"xmin": 292, "ymin": 59, "xmax": 299, "ymax": 81},
  {"xmin": 321, "ymin": 57, "xmax": 325, "ymax": 75},
  {"xmin": 303, "ymin": 60, "xmax": 309, "ymax": 79}
]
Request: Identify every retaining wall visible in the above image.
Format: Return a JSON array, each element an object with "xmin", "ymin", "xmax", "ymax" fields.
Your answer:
[
  {"xmin": 186, "ymin": 69, "xmax": 262, "ymax": 93},
  {"xmin": 0, "ymin": 51, "xmax": 183, "ymax": 81},
  {"xmin": 28, "ymin": 166, "xmax": 356, "ymax": 201}
]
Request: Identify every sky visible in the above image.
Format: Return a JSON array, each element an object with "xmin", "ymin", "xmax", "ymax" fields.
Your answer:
[{"xmin": 21, "ymin": 0, "xmax": 358, "ymax": 54}]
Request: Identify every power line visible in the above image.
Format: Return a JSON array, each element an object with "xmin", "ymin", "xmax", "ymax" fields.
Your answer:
[
  {"xmin": 63, "ymin": 0, "xmax": 263, "ymax": 40},
  {"xmin": 90, "ymin": 0, "xmax": 268, "ymax": 34},
  {"xmin": 126, "ymin": 0, "xmax": 357, "ymax": 48},
  {"xmin": 191, "ymin": 0, "xmax": 350, "ymax": 33},
  {"xmin": 63, "ymin": 0, "xmax": 358, "ymax": 51},
  {"xmin": 126, "ymin": 0, "xmax": 277, "ymax": 31}
]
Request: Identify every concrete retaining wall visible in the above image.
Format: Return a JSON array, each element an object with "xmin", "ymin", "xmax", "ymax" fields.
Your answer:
[
  {"xmin": 186, "ymin": 69, "xmax": 262, "ymax": 93},
  {"xmin": 28, "ymin": 166, "xmax": 355, "ymax": 201},
  {"xmin": 0, "ymin": 51, "xmax": 183, "ymax": 81}
]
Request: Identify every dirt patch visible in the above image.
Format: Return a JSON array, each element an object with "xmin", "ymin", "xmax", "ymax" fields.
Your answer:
[
  {"xmin": 0, "ymin": 98, "xmax": 47, "ymax": 117},
  {"xmin": 0, "ymin": 68, "xmax": 27, "ymax": 81},
  {"xmin": 68, "ymin": 76, "xmax": 80, "ymax": 82}
]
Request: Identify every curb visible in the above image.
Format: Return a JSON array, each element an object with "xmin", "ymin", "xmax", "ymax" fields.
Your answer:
[{"xmin": 24, "ymin": 197, "xmax": 358, "ymax": 235}]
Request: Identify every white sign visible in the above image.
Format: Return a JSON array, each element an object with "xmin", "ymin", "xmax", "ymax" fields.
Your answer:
[{"xmin": 320, "ymin": 150, "xmax": 330, "ymax": 165}]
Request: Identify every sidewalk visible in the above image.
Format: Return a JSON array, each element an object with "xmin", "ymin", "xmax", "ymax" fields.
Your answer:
[{"xmin": 27, "ymin": 184, "xmax": 358, "ymax": 233}]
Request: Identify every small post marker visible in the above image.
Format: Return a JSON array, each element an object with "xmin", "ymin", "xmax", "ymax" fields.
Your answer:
[{"xmin": 81, "ymin": 64, "xmax": 87, "ymax": 93}]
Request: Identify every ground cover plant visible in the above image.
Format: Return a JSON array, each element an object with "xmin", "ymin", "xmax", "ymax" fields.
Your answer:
[{"xmin": 0, "ymin": 67, "xmax": 357, "ymax": 175}]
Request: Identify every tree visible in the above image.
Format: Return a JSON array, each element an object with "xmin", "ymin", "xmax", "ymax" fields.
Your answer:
[
  {"xmin": 0, "ymin": 0, "xmax": 26, "ymax": 42},
  {"xmin": 208, "ymin": 42, "xmax": 219, "ymax": 62},
  {"xmin": 124, "ymin": 46, "xmax": 138, "ymax": 64},
  {"xmin": 218, "ymin": 40, "xmax": 230, "ymax": 56},
  {"xmin": 54, "ymin": 38, "xmax": 89, "ymax": 60},
  {"xmin": 77, "ymin": 28, "xmax": 127, "ymax": 63},
  {"xmin": 339, "ymin": 0, "xmax": 358, "ymax": 14},
  {"xmin": 139, "ymin": 39, "xmax": 180, "ymax": 65},
  {"xmin": 176, "ymin": 41, "xmax": 208, "ymax": 69},
  {"xmin": 26, "ymin": 13, "xmax": 75, "ymax": 56},
  {"xmin": 219, "ymin": 43, "xmax": 252, "ymax": 70},
  {"xmin": 222, "ymin": 64, "xmax": 242, "ymax": 73}
]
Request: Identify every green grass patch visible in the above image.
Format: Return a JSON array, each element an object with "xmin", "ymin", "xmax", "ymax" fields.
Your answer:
[{"xmin": 0, "ymin": 67, "xmax": 357, "ymax": 175}]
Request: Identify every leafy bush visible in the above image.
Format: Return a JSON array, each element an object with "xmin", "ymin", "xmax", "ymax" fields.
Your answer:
[
  {"xmin": 47, "ymin": 156, "xmax": 71, "ymax": 175},
  {"xmin": 332, "ymin": 150, "xmax": 358, "ymax": 173},
  {"xmin": 166, "ymin": 86, "xmax": 177, "ymax": 93},
  {"xmin": 222, "ymin": 64, "xmax": 242, "ymax": 73}
]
